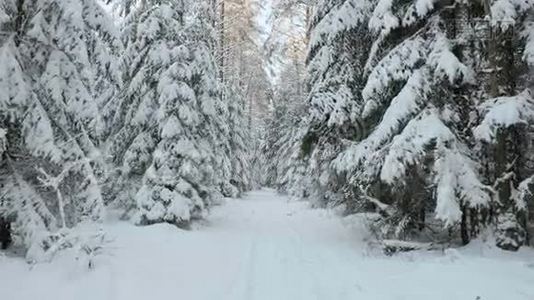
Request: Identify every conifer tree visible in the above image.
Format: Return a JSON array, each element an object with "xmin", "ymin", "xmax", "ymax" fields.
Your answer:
[
  {"xmin": 0, "ymin": 0, "xmax": 121, "ymax": 260},
  {"xmin": 296, "ymin": 0, "xmax": 534, "ymax": 249},
  {"xmin": 301, "ymin": 0, "xmax": 374, "ymax": 206},
  {"xmin": 225, "ymin": 85, "xmax": 252, "ymax": 195},
  {"xmin": 472, "ymin": 0, "xmax": 534, "ymax": 249}
]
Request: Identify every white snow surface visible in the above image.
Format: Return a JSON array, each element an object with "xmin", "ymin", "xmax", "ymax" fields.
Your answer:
[{"xmin": 2, "ymin": 189, "xmax": 534, "ymax": 300}]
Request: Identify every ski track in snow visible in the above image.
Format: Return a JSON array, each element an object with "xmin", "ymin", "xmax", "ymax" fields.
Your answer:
[{"xmin": 2, "ymin": 189, "xmax": 534, "ymax": 300}]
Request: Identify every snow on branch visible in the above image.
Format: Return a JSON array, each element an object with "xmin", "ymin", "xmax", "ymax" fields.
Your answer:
[
  {"xmin": 0, "ymin": 5, "xmax": 8, "ymax": 25},
  {"xmin": 369, "ymin": 0, "xmax": 440, "ymax": 36},
  {"xmin": 473, "ymin": 89, "xmax": 534, "ymax": 142},
  {"xmin": 381, "ymin": 110, "xmax": 490, "ymax": 226},
  {"xmin": 490, "ymin": 0, "xmax": 534, "ymax": 27},
  {"xmin": 309, "ymin": 0, "xmax": 372, "ymax": 49},
  {"xmin": 434, "ymin": 146, "xmax": 491, "ymax": 225},
  {"xmin": 362, "ymin": 36, "xmax": 427, "ymax": 105},
  {"xmin": 380, "ymin": 110, "xmax": 453, "ymax": 184},
  {"xmin": 334, "ymin": 69, "xmax": 429, "ymax": 173},
  {"xmin": 369, "ymin": 0, "xmax": 399, "ymax": 36},
  {"xmin": 401, "ymin": 0, "xmax": 440, "ymax": 27},
  {"xmin": 428, "ymin": 34, "xmax": 475, "ymax": 85},
  {"xmin": 3, "ymin": 170, "xmax": 57, "ymax": 259},
  {"xmin": 0, "ymin": 39, "xmax": 30, "ymax": 111},
  {"xmin": 513, "ymin": 175, "xmax": 534, "ymax": 210}
]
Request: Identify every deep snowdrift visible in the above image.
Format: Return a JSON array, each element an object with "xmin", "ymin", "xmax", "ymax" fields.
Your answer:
[{"xmin": 2, "ymin": 189, "xmax": 534, "ymax": 300}]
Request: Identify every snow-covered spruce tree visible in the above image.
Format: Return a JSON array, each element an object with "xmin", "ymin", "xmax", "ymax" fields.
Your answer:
[
  {"xmin": 113, "ymin": 0, "xmax": 218, "ymax": 227},
  {"xmin": 108, "ymin": 0, "xmax": 187, "ymax": 211},
  {"xmin": 224, "ymin": 85, "xmax": 253, "ymax": 195},
  {"xmin": 188, "ymin": 1, "xmax": 229, "ymax": 198},
  {"xmin": 0, "ymin": 0, "xmax": 120, "ymax": 261},
  {"xmin": 333, "ymin": 0, "xmax": 534, "ymax": 248},
  {"xmin": 104, "ymin": 0, "xmax": 158, "ymax": 210},
  {"xmin": 335, "ymin": 1, "xmax": 490, "ymax": 242},
  {"xmin": 187, "ymin": 1, "xmax": 251, "ymax": 198},
  {"xmin": 471, "ymin": 1, "xmax": 534, "ymax": 250},
  {"xmin": 301, "ymin": 0, "xmax": 375, "ymax": 207}
]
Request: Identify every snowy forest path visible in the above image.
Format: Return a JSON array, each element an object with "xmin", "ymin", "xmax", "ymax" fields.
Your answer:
[
  {"xmin": 2, "ymin": 189, "xmax": 534, "ymax": 300},
  {"xmin": 205, "ymin": 189, "xmax": 360, "ymax": 300}
]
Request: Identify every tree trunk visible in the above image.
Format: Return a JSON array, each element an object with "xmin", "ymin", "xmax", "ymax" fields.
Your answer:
[
  {"xmin": 486, "ymin": 10, "xmax": 526, "ymax": 250},
  {"xmin": 14, "ymin": 0, "xmax": 25, "ymax": 46},
  {"xmin": 461, "ymin": 205, "xmax": 469, "ymax": 245},
  {"xmin": 218, "ymin": 0, "xmax": 225, "ymax": 82},
  {"xmin": 0, "ymin": 217, "xmax": 11, "ymax": 250}
]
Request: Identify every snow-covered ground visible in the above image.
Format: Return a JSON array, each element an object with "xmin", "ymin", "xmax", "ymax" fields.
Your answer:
[{"xmin": 2, "ymin": 189, "xmax": 534, "ymax": 300}]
